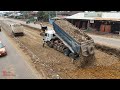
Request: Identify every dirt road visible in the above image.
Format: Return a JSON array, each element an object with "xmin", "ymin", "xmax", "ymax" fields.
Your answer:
[
  {"xmin": 17, "ymin": 26, "xmax": 120, "ymax": 79},
  {"xmin": 1, "ymin": 17, "xmax": 120, "ymax": 79},
  {"xmin": 0, "ymin": 31, "xmax": 40, "ymax": 79},
  {"xmin": 88, "ymin": 34, "xmax": 120, "ymax": 49}
]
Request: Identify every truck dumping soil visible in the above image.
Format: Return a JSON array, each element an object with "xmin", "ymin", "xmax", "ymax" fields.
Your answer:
[
  {"xmin": 15, "ymin": 26, "xmax": 120, "ymax": 79},
  {"xmin": 55, "ymin": 20, "xmax": 91, "ymax": 42},
  {"xmin": 1, "ymin": 20, "xmax": 120, "ymax": 79}
]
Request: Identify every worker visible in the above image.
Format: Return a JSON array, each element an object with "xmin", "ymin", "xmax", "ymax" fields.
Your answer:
[{"xmin": 42, "ymin": 39, "xmax": 45, "ymax": 47}]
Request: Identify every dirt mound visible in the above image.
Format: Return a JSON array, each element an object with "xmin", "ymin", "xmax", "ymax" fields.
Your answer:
[{"xmin": 55, "ymin": 20, "xmax": 91, "ymax": 43}]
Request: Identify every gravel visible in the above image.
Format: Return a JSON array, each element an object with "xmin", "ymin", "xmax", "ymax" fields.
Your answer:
[{"xmin": 55, "ymin": 20, "xmax": 91, "ymax": 43}]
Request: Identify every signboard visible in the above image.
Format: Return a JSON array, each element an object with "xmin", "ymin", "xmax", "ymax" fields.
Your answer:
[
  {"xmin": 84, "ymin": 12, "xmax": 102, "ymax": 17},
  {"xmin": 34, "ymin": 17, "xmax": 37, "ymax": 19},
  {"xmin": 90, "ymin": 20, "xmax": 94, "ymax": 23}
]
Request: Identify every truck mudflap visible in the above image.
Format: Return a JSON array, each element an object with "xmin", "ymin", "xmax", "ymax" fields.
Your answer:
[{"xmin": 80, "ymin": 40, "xmax": 95, "ymax": 57}]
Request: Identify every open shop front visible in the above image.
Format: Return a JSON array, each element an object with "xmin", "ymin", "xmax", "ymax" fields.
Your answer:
[{"xmin": 67, "ymin": 19, "xmax": 120, "ymax": 34}]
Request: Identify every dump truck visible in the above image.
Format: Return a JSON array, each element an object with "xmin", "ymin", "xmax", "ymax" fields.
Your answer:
[
  {"xmin": 43, "ymin": 19, "xmax": 95, "ymax": 67},
  {"xmin": 10, "ymin": 23, "xmax": 24, "ymax": 37},
  {"xmin": 0, "ymin": 20, "xmax": 24, "ymax": 37}
]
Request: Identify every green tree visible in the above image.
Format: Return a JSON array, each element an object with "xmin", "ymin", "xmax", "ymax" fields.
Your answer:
[{"xmin": 37, "ymin": 11, "xmax": 56, "ymax": 21}]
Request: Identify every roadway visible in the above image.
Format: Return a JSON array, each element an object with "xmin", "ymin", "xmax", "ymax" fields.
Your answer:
[
  {"xmin": 0, "ymin": 31, "xmax": 39, "ymax": 79},
  {"xmin": 88, "ymin": 34, "xmax": 120, "ymax": 49}
]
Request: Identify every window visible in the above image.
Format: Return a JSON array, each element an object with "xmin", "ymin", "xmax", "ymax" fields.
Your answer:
[
  {"xmin": 45, "ymin": 33, "xmax": 47, "ymax": 36},
  {"xmin": 53, "ymin": 34, "xmax": 56, "ymax": 37}
]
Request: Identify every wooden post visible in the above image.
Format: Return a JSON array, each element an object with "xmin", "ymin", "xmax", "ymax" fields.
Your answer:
[{"xmin": 87, "ymin": 20, "xmax": 90, "ymax": 29}]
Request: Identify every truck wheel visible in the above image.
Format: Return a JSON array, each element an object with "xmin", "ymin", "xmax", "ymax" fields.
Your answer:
[
  {"xmin": 47, "ymin": 42, "xmax": 53, "ymax": 48},
  {"xmin": 88, "ymin": 46, "xmax": 94, "ymax": 55},
  {"xmin": 59, "ymin": 46, "xmax": 62, "ymax": 52},
  {"xmin": 53, "ymin": 44, "xmax": 57, "ymax": 50},
  {"xmin": 56, "ymin": 45, "xmax": 60, "ymax": 51},
  {"xmin": 63, "ymin": 48, "xmax": 70, "ymax": 56},
  {"xmin": 49, "ymin": 42, "xmax": 53, "ymax": 48},
  {"xmin": 69, "ymin": 53, "xmax": 76, "ymax": 59}
]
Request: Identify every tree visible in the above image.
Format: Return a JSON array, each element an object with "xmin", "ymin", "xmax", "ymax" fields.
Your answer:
[
  {"xmin": 37, "ymin": 11, "xmax": 47, "ymax": 21},
  {"xmin": 37, "ymin": 11, "xmax": 56, "ymax": 21},
  {"xmin": 49, "ymin": 11, "xmax": 56, "ymax": 18}
]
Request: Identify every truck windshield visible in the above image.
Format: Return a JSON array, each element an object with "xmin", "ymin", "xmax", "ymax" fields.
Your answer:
[{"xmin": 0, "ymin": 43, "xmax": 4, "ymax": 48}]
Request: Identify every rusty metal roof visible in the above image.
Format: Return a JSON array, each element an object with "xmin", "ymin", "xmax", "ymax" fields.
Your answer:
[
  {"xmin": 94, "ymin": 17, "xmax": 120, "ymax": 21},
  {"xmin": 66, "ymin": 12, "xmax": 120, "ymax": 21}
]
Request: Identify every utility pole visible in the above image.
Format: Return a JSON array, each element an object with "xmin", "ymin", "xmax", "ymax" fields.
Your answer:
[
  {"xmin": 56, "ymin": 11, "xmax": 57, "ymax": 17},
  {"xmin": 49, "ymin": 11, "xmax": 50, "ymax": 19},
  {"xmin": 48, "ymin": 11, "xmax": 51, "ymax": 23}
]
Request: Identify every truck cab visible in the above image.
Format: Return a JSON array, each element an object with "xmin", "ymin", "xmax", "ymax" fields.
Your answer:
[{"xmin": 43, "ymin": 29, "xmax": 56, "ymax": 42}]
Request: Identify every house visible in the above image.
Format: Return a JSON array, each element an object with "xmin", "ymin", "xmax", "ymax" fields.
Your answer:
[{"xmin": 65, "ymin": 11, "xmax": 120, "ymax": 34}]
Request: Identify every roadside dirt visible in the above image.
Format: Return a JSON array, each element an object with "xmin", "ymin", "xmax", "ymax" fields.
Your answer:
[
  {"xmin": 86, "ymin": 30, "xmax": 120, "ymax": 39},
  {"xmin": 17, "ymin": 26, "xmax": 120, "ymax": 79},
  {"xmin": 1, "ymin": 24, "xmax": 43, "ymax": 79},
  {"xmin": 1, "ymin": 19, "xmax": 120, "ymax": 79}
]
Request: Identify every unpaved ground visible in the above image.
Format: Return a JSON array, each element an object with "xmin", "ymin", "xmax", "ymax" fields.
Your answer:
[
  {"xmin": 86, "ymin": 30, "xmax": 120, "ymax": 39},
  {"xmin": 35, "ymin": 21, "xmax": 53, "ymax": 27},
  {"xmin": 0, "ymin": 26, "xmax": 42, "ymax": 79},
  {"xmin": 15, "ymin": 26, "xmax": 120, "ymax": 79},
  {"xmin": 1, "ymin": 19, "xmax": 120, "ymax": 79}
]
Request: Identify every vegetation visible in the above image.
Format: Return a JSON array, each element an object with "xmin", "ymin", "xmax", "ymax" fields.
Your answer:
[{"xmin": 37, "ymin": 11, "xmax": 56, "ymax": 21}]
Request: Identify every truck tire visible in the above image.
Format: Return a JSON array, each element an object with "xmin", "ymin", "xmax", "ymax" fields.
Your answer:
[
  {"xmin": 53, "ymin": 44, "xmax": 57, "ymax": 50},
  {"xmin": 49, "ymin": 42, "xmax": 53, "ymax": 48},
  {"xmin": 47, "ymin": 41, "xmax": 53, "ymax": 48},
  {"xmin": 59, "ymin": 46, "xmax": 63, "ymax": 52},
  {"xmin": 63, "ymin": 48, "xmax": 71, "ymax": 56},
  {"xmin": 69, "ymin": 53, "xmax": 76, "ymax": 59},
  {"xmin": 88, "ymin": 46, "xmax": 94, "ymax": 55},
  {"xmin": 57, "ymin": 45, "xmax": 60, "ymax": 51}
]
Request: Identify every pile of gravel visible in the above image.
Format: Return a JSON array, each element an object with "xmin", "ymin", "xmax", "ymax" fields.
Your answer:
[{"xmin": 55, "ymin": 20, "xmax": 91, "ymax": 43}]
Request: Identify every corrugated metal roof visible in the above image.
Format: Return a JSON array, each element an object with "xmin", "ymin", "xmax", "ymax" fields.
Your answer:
[
  {"xmin": 94, "ymin": 17, "xmax": 120, "ymax": 21},
  {"xmin": 65, "ymin": 12, "xmax": 120, "ymax": 21},
  {"xmin": 65, "ymin": 12, "xmax": 95, "ymax": 20}
]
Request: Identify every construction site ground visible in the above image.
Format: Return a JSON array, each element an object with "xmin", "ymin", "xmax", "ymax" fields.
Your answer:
[
  {"xmin": 1, "ymin": 17, "xmax": 120, "ymax": 79},
  {"xmin": 3, "ymin": 24, "xmax": 120, "ymax": 79},
  {"xmin": 86, "ymin": 30, "xmax": 120, "ymax": 39}
]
